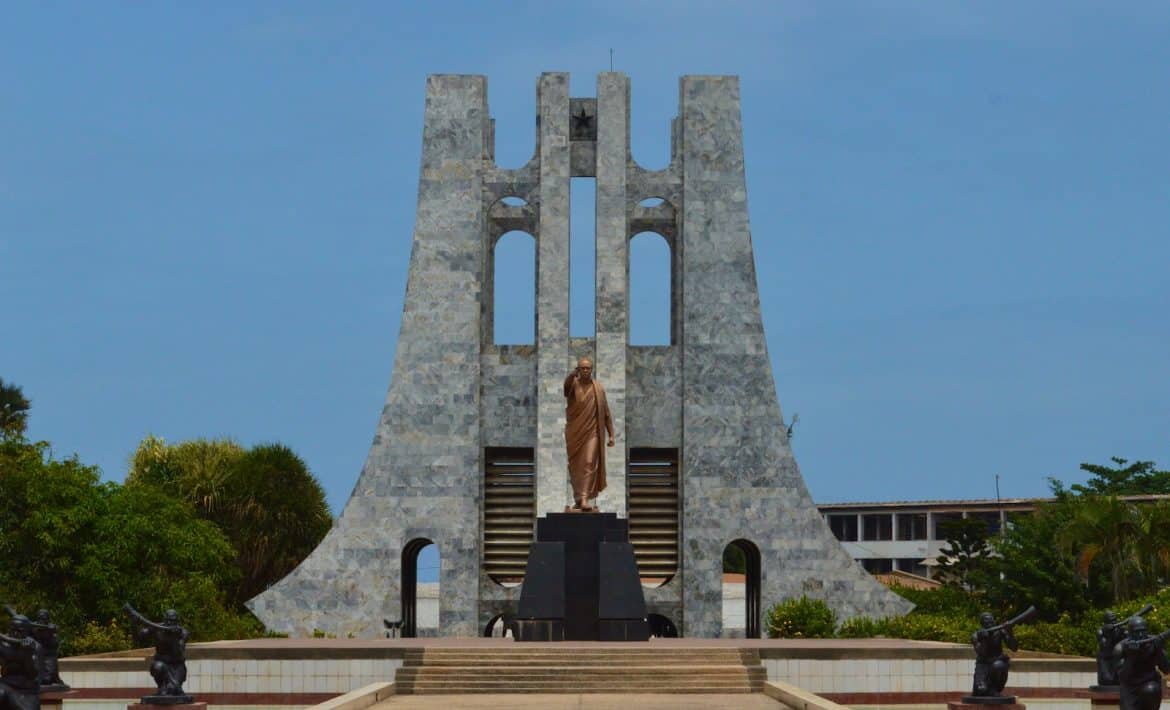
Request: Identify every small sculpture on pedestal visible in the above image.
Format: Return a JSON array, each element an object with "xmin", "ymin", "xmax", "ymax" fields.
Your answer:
[
  {"xmin": 0, "ymin": 614, "xmax": 42, "ymax": 710},
  {"xmin": 3, "ymin": 607, "xmax": 67, "ymax": 693},
  {"xmin": 122, "ymin": 605, "xmax": 193, "ymax": 705},
  {"xmin": 1093, "ymin": 604, "xmax": 1152, "ymax": 690},
  {"xmin": 963, "ymin": 606, "xmax": 1035, "ymax": 705},
  {"xmin": 1114, "ymin": 616, "xmax": 1170, "ymax": 710}
]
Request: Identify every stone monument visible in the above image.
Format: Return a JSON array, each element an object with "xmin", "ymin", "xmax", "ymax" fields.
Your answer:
[{"xmin": 247, "ymin": 72, "xmax": 911, "ymax": 638}]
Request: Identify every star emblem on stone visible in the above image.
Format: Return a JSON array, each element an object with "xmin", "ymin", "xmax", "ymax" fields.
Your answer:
[{"xmin": 571, "ymin": 107, "xmax": 593, "ymax": 136}]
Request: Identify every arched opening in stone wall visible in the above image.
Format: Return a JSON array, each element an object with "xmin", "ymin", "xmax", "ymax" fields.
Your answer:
[
  {"xmin": 401, "ymin": 538, "xmax": 439, "ymax": 637},
  {"xmin": 646, "ymin": 613, "xmax": 679, "ymax": 638},
  {"xmin": 629, "ymin": 231, "xmax": 672, "ymax": 345},
  {"xmin": 482, "ymin": 614, "xmax": 514, "ymax": 638},
  {"xmin": 493, "ymin": 230, "xmax": 536, "ymax": 345},
  {"xmin": 722, "ymin": 539, "xmax": 762, "ymax": 638}
]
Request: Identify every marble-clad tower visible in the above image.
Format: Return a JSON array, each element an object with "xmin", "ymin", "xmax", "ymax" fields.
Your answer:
[{"xmin": 247, "ymin": 72, "xmax": 911, "ymax": 638}]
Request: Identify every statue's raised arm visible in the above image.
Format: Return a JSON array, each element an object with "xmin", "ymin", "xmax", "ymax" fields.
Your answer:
[
  {"xmin": 122, "ymin": 603, "xmax": 166, "ymax": 633},
  {"xmin": 0, "ymin": 631, "xmax": 31, "ymax": 647}
]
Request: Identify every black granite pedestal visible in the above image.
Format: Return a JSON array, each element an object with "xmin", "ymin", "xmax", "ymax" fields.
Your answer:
[{"xmin": 513, "ymin": 513, "xmax": 650, "ymax": 641}]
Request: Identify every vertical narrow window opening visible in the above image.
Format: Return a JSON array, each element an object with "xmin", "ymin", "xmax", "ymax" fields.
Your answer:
[
  {"xmin": 629, "ymin": 232, "xmax": 672, "ymax": 345},
  {"xmin": 493, "ymin": 230, "xmax": 536, "ymax": 345},
  {"xmin": 570, "ymin": 177, "xmax": 596, "ymax": 337}
]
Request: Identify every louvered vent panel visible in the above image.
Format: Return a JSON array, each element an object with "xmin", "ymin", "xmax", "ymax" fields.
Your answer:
[
  {"xmin": 483, "ymin": 447, "xmax": 535, "ymax": 585},
  {"xmin": 627, "ymin": 447, "xmax": 679, "ymax": 584}
]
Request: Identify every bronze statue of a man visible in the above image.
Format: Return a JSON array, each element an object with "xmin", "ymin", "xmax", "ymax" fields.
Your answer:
[
  {"xmin": 1115, "ymin": 616, "xmax": 1170, "ymax": 710},
  {"xmin": 563, "ymin": 357, "xmax": 614, "ymax": 512},
  {"xmin": 123, "ymin": 605, "xmax": 192, "ymax": 703},
  {"xmin": 0, "ymin": 615, "xmax": 41, "ymax": 710},
  {"xmin": 971, "ymin": 611, "xmax": 1018, "ymax": 697}
]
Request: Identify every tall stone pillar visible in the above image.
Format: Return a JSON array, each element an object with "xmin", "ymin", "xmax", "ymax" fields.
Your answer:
[
  {"xmin": 593, "ymin": 72, "xmax": 630, "ymax": 516},
  {"xmin": 535, "ymin": 73, "xmax": 572, "ymax": 516}
]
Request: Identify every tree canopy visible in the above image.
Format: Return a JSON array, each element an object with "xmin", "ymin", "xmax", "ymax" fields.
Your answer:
[
  {"xmin": 127, "ymin": 434, "xmax": 332, "ymax": 606},
  {"xmin": 0, "ymin": 381, "xmax": 330, "ymax": 653},
  {"xmin": 0, "ymin": 378, "xmax": 30, "ymax": 437}
]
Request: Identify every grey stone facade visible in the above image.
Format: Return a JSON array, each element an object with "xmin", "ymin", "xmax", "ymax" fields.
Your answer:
[{"xmin": 247, "ymin": 72, "xmax": 911, "ymax": 639}]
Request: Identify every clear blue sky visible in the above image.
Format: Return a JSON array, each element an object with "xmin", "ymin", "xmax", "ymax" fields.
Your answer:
[{"xmin": 4, "ymin": 2, "xmax": 1168, "ymax": 524}]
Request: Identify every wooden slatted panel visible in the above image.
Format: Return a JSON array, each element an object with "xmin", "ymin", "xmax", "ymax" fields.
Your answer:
[
  {"xmin": 483, "ymin": 447, "xmax": 535, "ymax": 585},
  {"xmin": 628, "ymin": 447, "xmax": 679, "ymax": 584}
]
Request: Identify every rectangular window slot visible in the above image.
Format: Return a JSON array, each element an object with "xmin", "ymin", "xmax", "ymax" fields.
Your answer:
[{"xmin": 570, "ymin": 177, "xmax": 596, "ymax": 337}]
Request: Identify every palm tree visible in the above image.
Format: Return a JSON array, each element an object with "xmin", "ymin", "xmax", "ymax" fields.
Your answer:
[
  {"xmin": 1058, "ymin": 496, "xmax": 1146, "ymax": 602},
  {"xmin": 224, "ymin": 443, "xmax": 332, "ymax": 605},
  {"xmin": 0, "ymin": 379, "xmax": 30, "ymax": 437}
]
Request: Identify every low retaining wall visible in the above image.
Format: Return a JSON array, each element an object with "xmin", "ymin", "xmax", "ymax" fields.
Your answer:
[
  {"xmin": 759, "ymin": 644, "xmax": 1095, "ymax": 701},
  {"xmin": 58, "ymin": 638, "xmax": 1097, "ymax": 706}
]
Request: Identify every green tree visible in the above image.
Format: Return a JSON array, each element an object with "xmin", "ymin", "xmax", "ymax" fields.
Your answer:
[
  {"xmin": 1057, "ymin": 493, "xmax": 1146, "ymax": 603},
  {"xmin": 128, "ymin": 435, "xmax": 246, "ymax": 513},
  {"xmin": 0, "ymin": 378, "xmax": 31, "ymax": 438},
  {"xmin": 1068, "ymin": 457, "xmax": 1170, "ymax": 496},
  {"xmin": 723, "ymin": 545, "xmax": 746, "ymax": 575},
  {"xmin": 984, "ymin": 502, "xmax": 1093, "ymax": 620},
  {"xmin": 934, "ymin": 518, "xmax": 994, "ymax": 590},
  {"xmin": 219, "ymin": 443, "xmax": 332, "ymax": 605},
  {"xmin": 127, "ymin": 435, "xmax": 332, "ymax": 607},
  {"xmin": 0, "ymin": 433, "xmax": 257, "ymax": 651}
]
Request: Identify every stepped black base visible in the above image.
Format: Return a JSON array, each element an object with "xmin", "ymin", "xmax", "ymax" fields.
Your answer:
[{"xmin": 514, "ymin": 513, "xmax": 649, "ymax": 642}]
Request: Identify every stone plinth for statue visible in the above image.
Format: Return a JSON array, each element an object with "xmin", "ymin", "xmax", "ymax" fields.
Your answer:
[
  {"xmin": 39, "ymin": 689, "xmax": 78, "ymax": 709},
  {"xmin": 513, "ymin": 513, "xmax": 649, "ymax": 641},
  {"xmin": 1085, "ymin": 687, "xmax": 1121, "ymax": 706}
]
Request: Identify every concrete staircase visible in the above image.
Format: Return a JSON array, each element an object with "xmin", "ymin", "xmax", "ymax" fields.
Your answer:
[{"xmin": 393, "ymin": 647, "xmax": 766, "ymax": 694}]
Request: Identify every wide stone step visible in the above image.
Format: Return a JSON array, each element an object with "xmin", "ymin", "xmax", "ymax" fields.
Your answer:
[
  {"xmin": 403, "ymin": 651, "xmax": 753, "ymax": 657},
  {"xmin": 401, "ymin": 658, "xmax": 753, "ymax": 666},
  {"xmin": 397, "ymin": 669, "xmax": 764, "ymax": 678},
  {"xmin": 396, "ymin": 682, "xmax": 760, "ymax": 695},
  {"xmin": 403, "ymin": 650, "xmax": 751, "ymax": 657},
  {"xmin": 395, "ymin": 646, "xmax": 765, "ymax": 695},
  {"xmin": 397, "ymin": 664, "xmax": 758, "ymax": 669},
  {"xmin": 401, "ymin": 656, "xmax": 757, "ymax": 665}
]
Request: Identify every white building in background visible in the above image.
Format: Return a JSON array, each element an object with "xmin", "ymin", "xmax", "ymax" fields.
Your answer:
[
  {"xmin": 816, "ymin": 494, "xmax": 1170, "ymax": 579},
  {"xmin": 416, "ymin": 582, "xmax": 439, "ymax": 631}
]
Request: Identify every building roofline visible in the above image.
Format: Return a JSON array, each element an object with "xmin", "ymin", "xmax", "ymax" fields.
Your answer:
[{"xmin": 816, "ymin": 494, "xmax": 1170, "ymax": 511}]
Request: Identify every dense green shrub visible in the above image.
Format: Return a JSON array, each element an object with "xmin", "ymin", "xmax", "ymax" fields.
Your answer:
[
  {"xmin": 1012, "ymin": 617, "xmax": 1096, "ymax": 657},
  {"xmin": 888, "ymin": 584, "xmax": 982, "ymax": 616},
  {"xmin": 68, "ymin": 620, "xmax": 134, "ymax": 656},
  {"xmin": 836, "ymin": 616, "xmax": 881, "ymax": 638},
  {"xmin": 765, "ymin": 596, "xmax": 837, "ymax": 638},
  {"xmin": 879, "ymin": 612, "xmax": 971, "ymax": 644}
]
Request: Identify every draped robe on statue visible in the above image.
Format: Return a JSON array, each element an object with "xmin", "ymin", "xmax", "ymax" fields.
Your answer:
[{"xmin": 563, "ymin": 373, "xmax": 614, "ymax": 502}]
